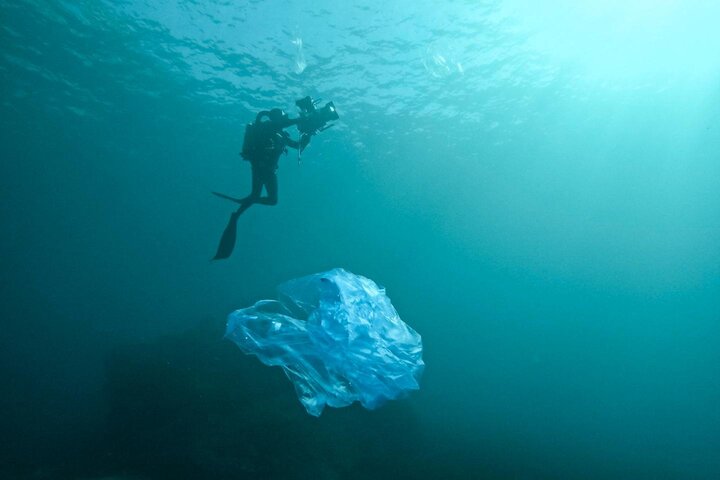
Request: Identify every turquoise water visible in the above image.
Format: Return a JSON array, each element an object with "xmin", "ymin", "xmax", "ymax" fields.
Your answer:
[{"xmin": 2, "ymin": 1, "xmax": 719, "ymax": 478}]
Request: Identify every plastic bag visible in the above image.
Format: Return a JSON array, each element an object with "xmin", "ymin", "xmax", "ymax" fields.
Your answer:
[{"xmin": 225, "ymin": 268, "xmax": 424, "ymax": 416}]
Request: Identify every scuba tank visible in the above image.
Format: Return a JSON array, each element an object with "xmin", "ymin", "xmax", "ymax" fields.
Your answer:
[
  {"xmin": 240, "ymin": 111, "xmax": 271, "ymax": 160},
  {"xmin": 240, "ymin": 122, "xmax": 258, "ymax": 160}
]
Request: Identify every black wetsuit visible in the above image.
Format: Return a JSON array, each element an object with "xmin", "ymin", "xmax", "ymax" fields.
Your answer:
[{"xmin": 242, "ymin": 128, "xmax": 299, "ymax": 209}]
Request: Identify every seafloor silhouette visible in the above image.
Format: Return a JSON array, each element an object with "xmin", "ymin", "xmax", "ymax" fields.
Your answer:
[{"xmin": 93, "ymin": 323, "xmax": 429, "ymax": 480}]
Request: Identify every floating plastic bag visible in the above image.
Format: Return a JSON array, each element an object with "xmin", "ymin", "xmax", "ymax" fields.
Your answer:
[{"xmin": 225, "ymin": 268, "xmax": 424, "ymax": 416}]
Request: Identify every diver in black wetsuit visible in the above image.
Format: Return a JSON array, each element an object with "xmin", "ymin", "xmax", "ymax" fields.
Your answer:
[
  {"xmin": 213, "ymin": 98, "xmax": 338, "ymax": 260},
  {"xmin": 233, "ymin": 108, "xmax": 311, "ymax": 214}
]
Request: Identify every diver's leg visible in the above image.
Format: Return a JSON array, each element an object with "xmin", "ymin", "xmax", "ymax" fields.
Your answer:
[
  {"xmin": 246, "ymin": 165, "xmax": 264, "ymax": 203},
  {"xmin": 254, "ymin": 171, "xmax": 278, "ymax": 206},
  {"xmin": 212, "ymin": 163, "xmax": 263, "ymax": 206},
  {"xmin": 232, "ymin": 164, "xmax": 264, "ymax": 213}
]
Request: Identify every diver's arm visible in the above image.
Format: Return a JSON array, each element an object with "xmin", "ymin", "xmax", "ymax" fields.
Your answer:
[
  {"xmin": 284, "ymin": 132, "xmax": 312, "ymax": 151},
  {"xmin": 285, "ymin": 136, "xmax": 300, "ymax": 149}
]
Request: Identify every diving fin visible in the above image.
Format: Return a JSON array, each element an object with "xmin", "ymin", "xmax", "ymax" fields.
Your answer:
[
  {"xmin": 213, "ymin": 210, "xmax": 241, "ymax": 260},
  {"xmin": 212, "ymin": 191, "xmax": 245, "ymax": 204}
]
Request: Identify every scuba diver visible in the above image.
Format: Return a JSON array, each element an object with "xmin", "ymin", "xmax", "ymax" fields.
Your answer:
[{"xmin": 213, "ymin": 96, "xmax": 339, "ymax": 260}]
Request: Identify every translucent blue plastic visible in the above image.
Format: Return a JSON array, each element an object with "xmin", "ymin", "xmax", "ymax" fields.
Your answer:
[{"xmin": 225, "ymin": 268, "xmax": 424, "ymax": 416}]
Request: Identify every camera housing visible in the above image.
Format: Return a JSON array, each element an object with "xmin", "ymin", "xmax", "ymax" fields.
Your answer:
[{"xmin": 295, "ymin": 96, "xmax": 339, "ymax": 134}]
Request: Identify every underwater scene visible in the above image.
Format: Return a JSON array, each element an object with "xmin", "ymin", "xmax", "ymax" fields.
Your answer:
[{"xmin": 2, "ymin": 1, "xmax": 719, "ymax": 479}]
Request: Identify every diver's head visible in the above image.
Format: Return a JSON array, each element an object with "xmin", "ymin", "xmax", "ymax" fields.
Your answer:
[
  {"xmin": 268, "ymin": 108, "xmax": 288, "ymax": 125},
  {"xmin": 255, "ymin": 108, "xmax": 292, "ymax": 130}
]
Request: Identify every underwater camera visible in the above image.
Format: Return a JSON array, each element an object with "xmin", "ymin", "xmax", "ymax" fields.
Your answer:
[{"xmin": 295, "ymin": 96, "xmax": 339, "ymax": 135}]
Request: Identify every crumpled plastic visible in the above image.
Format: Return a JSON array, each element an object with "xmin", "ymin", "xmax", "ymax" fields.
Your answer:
[{"xmin": 225, "ymin": 268, "xmax": 424, "ymax": 416}]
